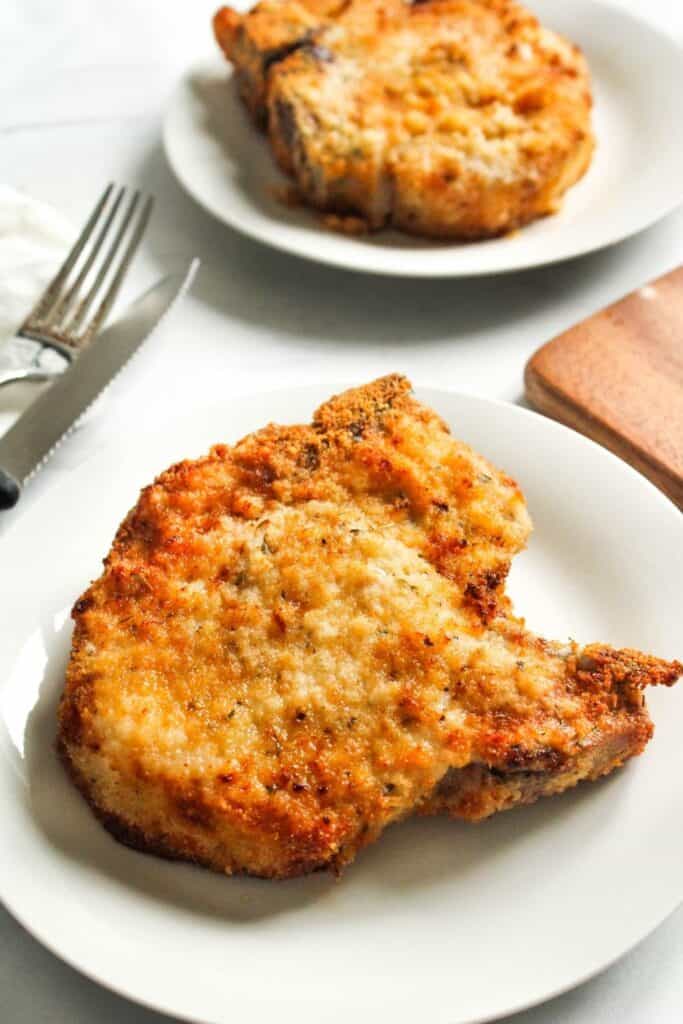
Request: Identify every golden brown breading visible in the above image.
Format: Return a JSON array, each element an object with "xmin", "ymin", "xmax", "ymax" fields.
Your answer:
[
  {"xmin": 58, "ymin": 378, "xmax": 680, "ymax": 878},
  {"xmin": 214, "ymin": 0, "xmax": 595, "ymax": 238},
  {"xmin": 422, "ymin": 645, "xmax": 676, "ymax": 821},
  {"xmin": 213, "ymin": 1, "xmax": 330, "ymax": 125}
]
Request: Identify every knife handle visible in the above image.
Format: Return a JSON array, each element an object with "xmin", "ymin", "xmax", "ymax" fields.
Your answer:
[{"xmin": 0, "ymin": 468, "xmax": 20, "ymax": 509}]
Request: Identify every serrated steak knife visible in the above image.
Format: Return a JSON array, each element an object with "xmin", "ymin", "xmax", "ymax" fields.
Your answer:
[{"xmin": 0, "ymin": 259, "xmax": 199, "ymax": 510}]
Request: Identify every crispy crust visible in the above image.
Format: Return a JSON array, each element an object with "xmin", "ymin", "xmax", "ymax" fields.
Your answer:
[
  {"xmin": 214, "ymin": 0, "xmax": 594, "ymax": 239},
  {"xmin": 421, "ymin": 717, "xmax": 651, "ymax": 821},
  {"xmin": 213, "ymin": 2, "xmax": 326, "ymax": 125},
  {"xmin": 422, "ymin": 646, "xmax": 678, "ymax": 820},
  {"xmin": 58, "ymin": 377, "xmax": 681, "ymax": 878}
]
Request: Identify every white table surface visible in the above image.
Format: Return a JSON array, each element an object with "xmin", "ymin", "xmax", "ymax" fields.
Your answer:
[{"xmin": 1, "ymin": 0, "xmax": 682, "ymax": 1020}]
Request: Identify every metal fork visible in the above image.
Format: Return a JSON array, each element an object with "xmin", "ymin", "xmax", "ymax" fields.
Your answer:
[{"xmin": 0, "ymin": 183, "xmax": 154, "ymax": 388}]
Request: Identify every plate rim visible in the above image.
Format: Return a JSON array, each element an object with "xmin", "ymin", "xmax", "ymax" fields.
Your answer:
[
  {"xmin": 163, "ymin": 0, "xmax": 683, "ymax": 278},
  {"xmin": 1, "ymin": 383, "xmax": 682, "ymax": 1024}
]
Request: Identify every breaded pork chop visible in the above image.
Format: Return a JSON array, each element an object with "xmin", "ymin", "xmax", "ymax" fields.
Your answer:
[
  {"xmin": 214, "ymin": 0, "xmax": 594, "ymax": 238},
  {"xmin": 58, "ymin": 378, "xmax": 680, "ymax": 878}
]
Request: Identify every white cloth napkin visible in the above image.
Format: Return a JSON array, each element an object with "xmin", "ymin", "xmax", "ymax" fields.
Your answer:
[{"xmin": 0, "ymin": 185, "xmax": 74, "ymax": 435}]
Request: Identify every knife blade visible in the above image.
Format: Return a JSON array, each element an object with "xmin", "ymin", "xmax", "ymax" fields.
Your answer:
[{"xmin": 0, "ymin": 258, "xmax": 199, "ymax": 510}]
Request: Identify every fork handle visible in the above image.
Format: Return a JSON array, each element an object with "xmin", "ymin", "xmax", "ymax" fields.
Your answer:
[
  {"xmin": 0, "ymin": 367, "xmax": 54, "ymax": 388},
  {"xmin": 0, "ymin": 335, "xmax": 68, "ymax": 388},
  {"xmin": 0, "ymin": 468, "xmax": 20, "ymax": 509}
]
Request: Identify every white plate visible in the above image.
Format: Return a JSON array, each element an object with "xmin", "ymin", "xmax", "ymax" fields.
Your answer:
[
  {"xmin": 163, "ymin": 0, "xmax": 683, "ymax": 277},
  {"xmin": 1, "ymin": 386, "xmax": 682, "ymax": 1024}
]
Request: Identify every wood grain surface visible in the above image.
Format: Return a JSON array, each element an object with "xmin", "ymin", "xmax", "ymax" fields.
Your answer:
[{"xmin": 525, "ymin": 265, "xmax": 683, "ymax": 509}]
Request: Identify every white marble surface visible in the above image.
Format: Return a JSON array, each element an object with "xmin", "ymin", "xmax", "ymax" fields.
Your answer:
[{"xmin": 1, "ymin": 0, "xmax": 682, "ymax": 1020}]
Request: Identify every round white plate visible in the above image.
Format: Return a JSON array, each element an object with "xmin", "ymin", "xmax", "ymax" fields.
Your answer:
[
  {"xmin": 1, "ymin": 386, "xmax": 682, "ymax": 1024},
  {"xmin": 164, "ymin": 0, "xmax": 683, "ymax": 277}
]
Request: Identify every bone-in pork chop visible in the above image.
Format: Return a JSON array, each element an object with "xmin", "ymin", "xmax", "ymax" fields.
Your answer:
[
  {"xmin": 58, "ymin": 377, "xmax": 680, "ymax": 878},
  {"xmin": 213, "ymin": 0, "xmax": 595, "ymax": 238}
]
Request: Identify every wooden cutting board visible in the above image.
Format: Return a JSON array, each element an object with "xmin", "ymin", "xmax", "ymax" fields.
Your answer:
[{"xmin": 525, "ymin": 266, "xmax": 683, "ymax": 509}]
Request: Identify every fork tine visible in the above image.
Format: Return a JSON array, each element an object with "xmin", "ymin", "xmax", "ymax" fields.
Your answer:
[
  {"xmin": 62, "ymin": 189, "xmax": 142, "ymax": 338},
  {"xmin": 47, "ymin": 185, "xmax": 126, "ymax": 329},
  {"xmin": 21, "ymin": 183, "xmax": 114, "ymax": 328},
  {"xmin": 80, "ymin": 196, "xmax": 155, "ymax": 345}
]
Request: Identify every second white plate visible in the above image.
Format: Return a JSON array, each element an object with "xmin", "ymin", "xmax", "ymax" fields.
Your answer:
[
  {"xmin": 1, "ymin": 385, "xmax": 682, "ymax": 1024},
  {"xmin": 164, "ymin": 0, "xmax": 683, "ymax": 276}
]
